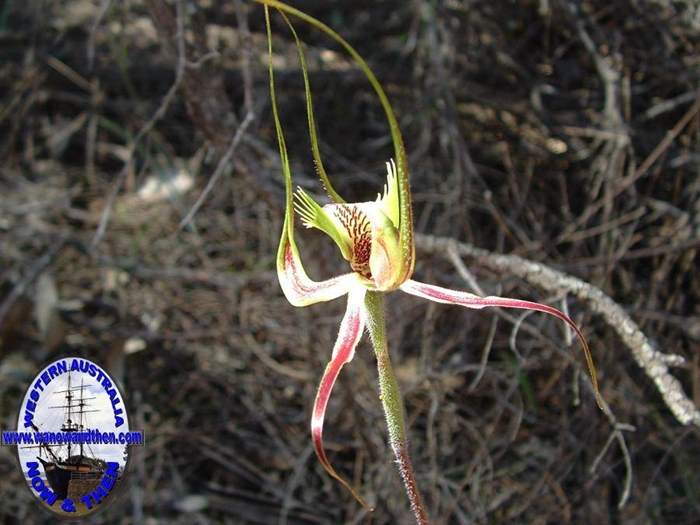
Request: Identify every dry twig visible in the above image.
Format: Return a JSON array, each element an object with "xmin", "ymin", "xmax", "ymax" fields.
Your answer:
[
  {"xmin": 91, "ymin": 0, "xmax": 188, "ymax": 249},
  {"xmin": 416, "ymin": 233, "xmax": 700, "ymax": 427}
]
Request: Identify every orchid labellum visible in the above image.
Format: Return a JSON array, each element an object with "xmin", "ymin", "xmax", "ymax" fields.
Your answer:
[{"xmin": 259, "ymin": 2, "xmax": 603, "ymax": 522}]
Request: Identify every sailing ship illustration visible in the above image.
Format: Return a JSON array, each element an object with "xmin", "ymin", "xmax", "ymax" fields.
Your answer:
[{"xmin": 25, "ymin": 371, "xmax": 108, "ymax": 500}]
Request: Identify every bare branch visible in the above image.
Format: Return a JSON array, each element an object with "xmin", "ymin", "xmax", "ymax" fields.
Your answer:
[
  {"xmin": 91, "ymin": 0, "xmax": 188, "ymax": 249},
  {"xmin": 416, "ymin": 233, "xmax": 700, "ymax": 427},
  {"xmin": 178, "ymin": 110, "xmax": 255, "ymax": 231}
]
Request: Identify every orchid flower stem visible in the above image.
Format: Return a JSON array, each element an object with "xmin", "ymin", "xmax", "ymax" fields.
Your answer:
[{"xmin": 364, "ymin": 291, "xmax": 430, "ymax": 525}]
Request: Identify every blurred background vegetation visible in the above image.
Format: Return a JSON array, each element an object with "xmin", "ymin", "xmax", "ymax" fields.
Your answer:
[{"xmin": 1, "ymin": 0, "xmax": 699, "ymax": 523}]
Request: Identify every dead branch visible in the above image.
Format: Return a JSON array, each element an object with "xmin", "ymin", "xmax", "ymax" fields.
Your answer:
[
  {"xmin": 415, "ymin": 233, "xmax": 700, "ymax": 428},
  {"xmin": 178, "ymin": 110, "xmax": 255, "ymax": 230},
  {"xmin": 91, "ymin": 0, "xmax": 188, "ymax": 249},
  {"xmin": 0, "ymin": 238, "xmax": 68, "ymax": 330}
]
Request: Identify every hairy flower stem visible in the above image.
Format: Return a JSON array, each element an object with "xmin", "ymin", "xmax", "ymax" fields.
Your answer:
[{"xmin": 364, "ymin": 291, "xmax": 430, "ymax": 525}]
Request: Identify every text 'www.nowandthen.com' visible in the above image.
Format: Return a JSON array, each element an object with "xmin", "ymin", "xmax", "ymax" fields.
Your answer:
[{"xmin": 1, "ymin": 430, "xmax": 144, "ymax": 446}]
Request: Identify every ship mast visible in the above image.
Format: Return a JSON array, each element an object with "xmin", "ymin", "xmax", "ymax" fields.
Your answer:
[
  {"xmin": 64, "ymin": 371, "xmax": 74, "ymax": 458},
  {"xmin": 78, "ymin": 378, "xmax": 85, "ymax": 458},
  {"xmin": 50, "ymin": 371, "xmax": 97, "ymax": 461}
]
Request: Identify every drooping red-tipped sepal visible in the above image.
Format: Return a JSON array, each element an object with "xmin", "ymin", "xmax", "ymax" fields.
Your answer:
[
  {"xmin": 311, "ymin": 286, "xmax": 372, "ymax": 509},
  {"xmin": 400, "ymin": 279, "xmax": 603, "ymax": 409},
  {"xmin": 278, "ymin": 242, "xmax": 357, "ymax": 307}
]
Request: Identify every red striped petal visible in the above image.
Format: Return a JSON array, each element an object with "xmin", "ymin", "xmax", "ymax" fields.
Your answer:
[
  {"xmin": 278, "ymin": 243, "xmax": 356, "ymax": 306},
  {"xmin": 311, "ymin": 286, "xmax": 370, "ymax": 508},
  {"xmin": 400, "ymin": 279, "xmax": 603, "ymax": 408}
]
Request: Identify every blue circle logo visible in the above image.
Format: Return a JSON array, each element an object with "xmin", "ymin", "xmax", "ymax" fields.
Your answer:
[{"xmin": 3, "ymin": 357, "xmax": 142, "ymax": 518}]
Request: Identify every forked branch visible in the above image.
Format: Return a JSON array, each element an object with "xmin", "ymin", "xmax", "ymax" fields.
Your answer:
[{"xmin": 416, "ymin": 234, "xmax": 700, "ymax": 428}]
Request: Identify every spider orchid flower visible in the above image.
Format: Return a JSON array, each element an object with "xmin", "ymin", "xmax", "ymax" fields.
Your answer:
[{"xmin": 261, "ymin": 2, "xmax": 603, "ymax": 522}]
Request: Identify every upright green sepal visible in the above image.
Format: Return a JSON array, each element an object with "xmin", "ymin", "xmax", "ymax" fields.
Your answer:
[
  {"xmin": 277, "ymin": 11, "xmax": 344, "ymax": 204},
  {"xmin": 255, "ymin": 0, "xmax": 415, "ymax": 284},
  {"xmin": 265, "ymin": 6, "xmax": 296, "ymax": 275},
  {"xmin": 268, "ymin": 5, "xmax": 356, "ymax": 307}
]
